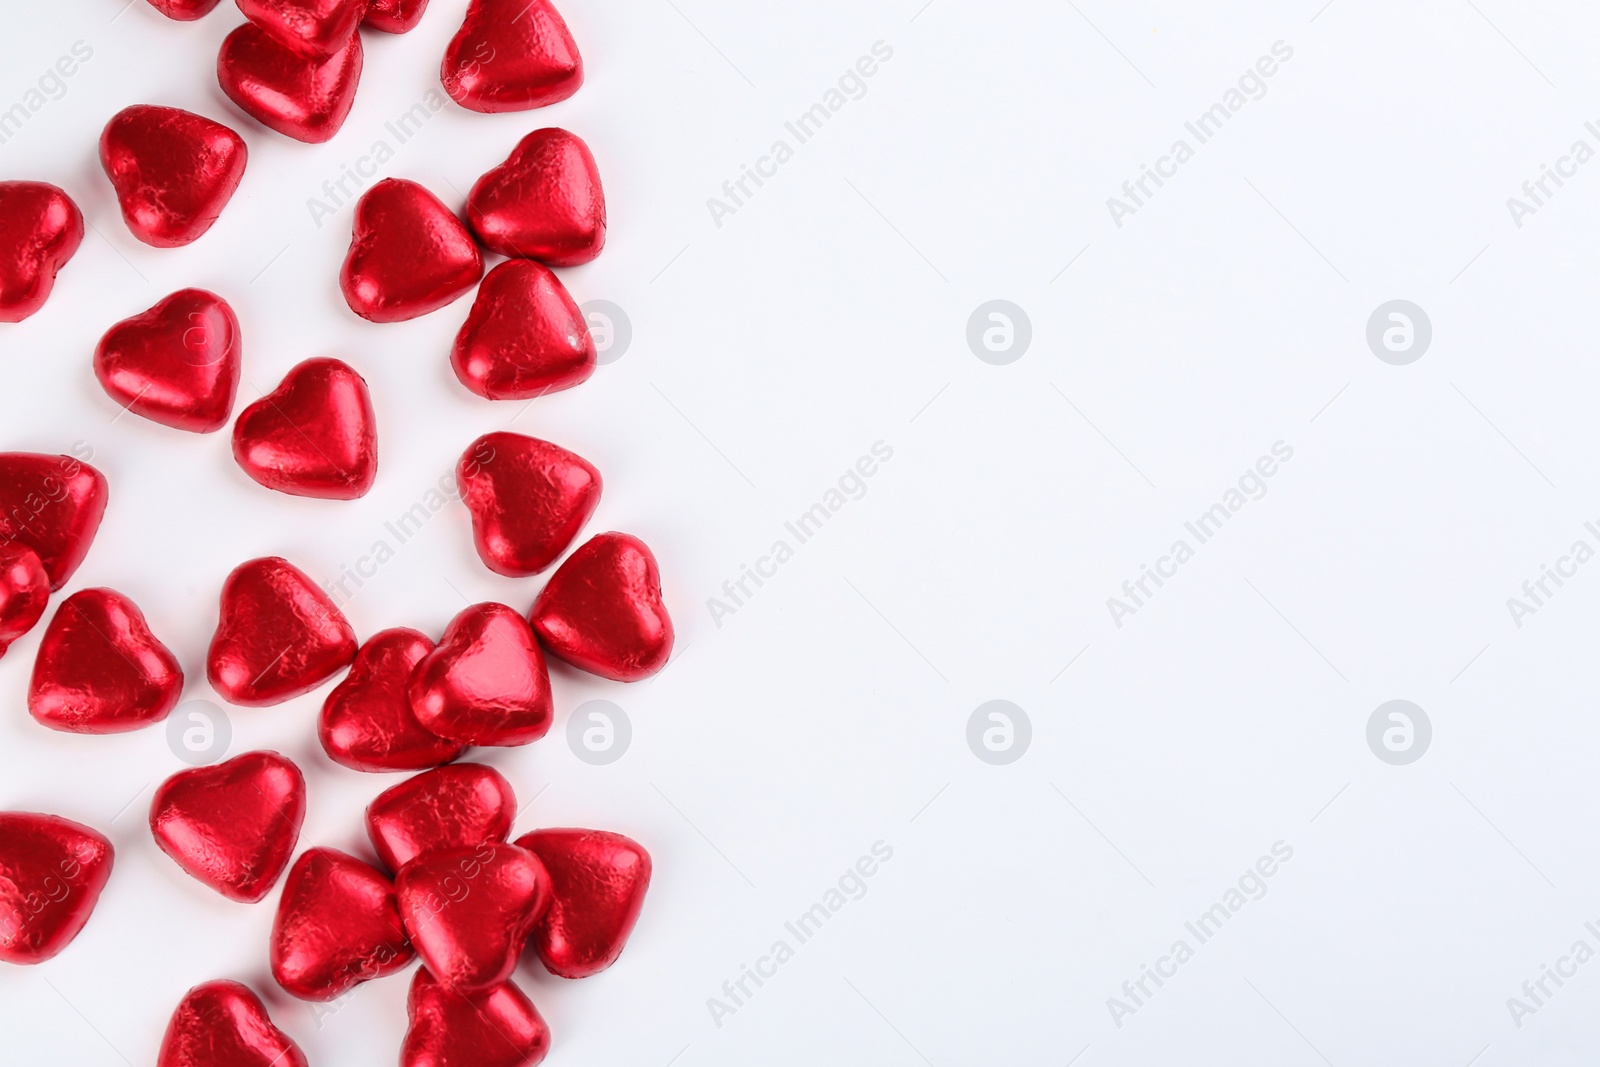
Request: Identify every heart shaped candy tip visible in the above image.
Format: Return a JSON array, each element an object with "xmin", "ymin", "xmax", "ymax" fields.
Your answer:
[
  {"xmin": 145, "ymin": 0, "xmax": 224, "ymax": 18},
  {"xmin": 402, "ymin": 968, "xmax": 551, "ymax": 1067},
  {"xmin": 364, "ymin": 0, "xmax": 429, "ymax": 33}
]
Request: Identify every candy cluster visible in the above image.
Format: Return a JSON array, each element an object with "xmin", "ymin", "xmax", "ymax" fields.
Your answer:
[{"xmin": 0, "ymin": 2, "xmax": 664, "ymax": 1064}]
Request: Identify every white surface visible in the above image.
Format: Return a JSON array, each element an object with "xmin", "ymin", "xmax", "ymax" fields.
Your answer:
[{"xmin": 4, "ymin": 0, "xmax": 1600, "ymax": 1063}]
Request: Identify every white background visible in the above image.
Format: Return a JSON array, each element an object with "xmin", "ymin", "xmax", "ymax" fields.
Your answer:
[{"xmin": 4, "ymin": 0, "xmax": 1600, "ymax": 1063}]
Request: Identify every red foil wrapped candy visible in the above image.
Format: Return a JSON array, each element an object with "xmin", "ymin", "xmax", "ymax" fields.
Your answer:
[
  {"xmin": 450, "ymin": 261, "xmax": 595, "ymax": 401},
  {"xmin": 457, "ymin": 431, "xmax": 600, "ymax": 576},
  {"xmin": 146, "ymin": 0, "xmax": 225, "ymax": 17},
  {"xmin": 366, "ymin": 763, "xmax": 516, "ymax": 871},
  {"xmin": 0, "ymin": 182, "xmax": 83, "ymax": 323},
  {"xmin": 402, "ymin": 968, "xmax": 551, "ymax": 1067},
  {"xmin": 0, "ymin": 543, "xmax": 49, "ymax": 656},
  {"xmin": 150, "ymin": 751, "xmax": 306, "ymax": 902},
  {"xmin": 466, "ymin": 128, "xmax": 604, "ymax": 265},
  {"xmin": 28, "ymin": 588, "xmax": 183, "ymax": 733},
  {"xmin": 0, "ymin": 452, "xmax": 108, "ymax": 590},
  {"xmin": 218, "ymin": 22, "xmax": 363, "ymax": 143},
  {"xmin": 157, "ymin": 980, "xmax": 308, "ymax": 1067},
  {"xmin": 95, "ymin": 289, "xmax": 241, "ymax": 433},
  {"xmin": 516, "ymin": 828, "xmax": 650, "ymax": 979},
  {"xmin": 0, "ymin": 812, "xmax": 114, "ymax": 964},
  {"xmin": 530, "ymin": 532, "xmax": 673, "ymax": 681},
  {"xmin": 99, "ymin": 105, "xmax": 247, "ymax": 248},
  {"xmin": 237, "ymin": 0, "xmax": 366, "ymax": 58},
  {"xmin": 407, "ymin": 603, "xmax": 553, "ymax": 747},
  {"xmin": 271, "ymin": 847, "xmax": 414, "ymax": 1000},
  {"xmin": 397, "ymin": 842, "xmax": 550, "ymax": 991},
  {"xmin": 320, "ymin": 628, "xmax": 462, "ymax": 772},
  {"xmin": 206, "ymin": 555, "xmax": 358, "ymax": 706},
  {"xmin": 365, "ymin": 0, "xmax": 428, "ymax": 33},
  {"xmin": 233, "ymin": 357, "xmax": 377, "ymax": 499},
  {"xmin": 441, "ymin": 0, "xmax": 582, "ymax": 114},
  {"xmin": 341, "ymin": 178, "xmax": 482, "ymax": 323}
]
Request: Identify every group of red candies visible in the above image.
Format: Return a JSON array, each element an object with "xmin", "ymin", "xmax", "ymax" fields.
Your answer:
[{"xmin": 0, "ymin": 1, "xmax": 669, "ymax": 1064}]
